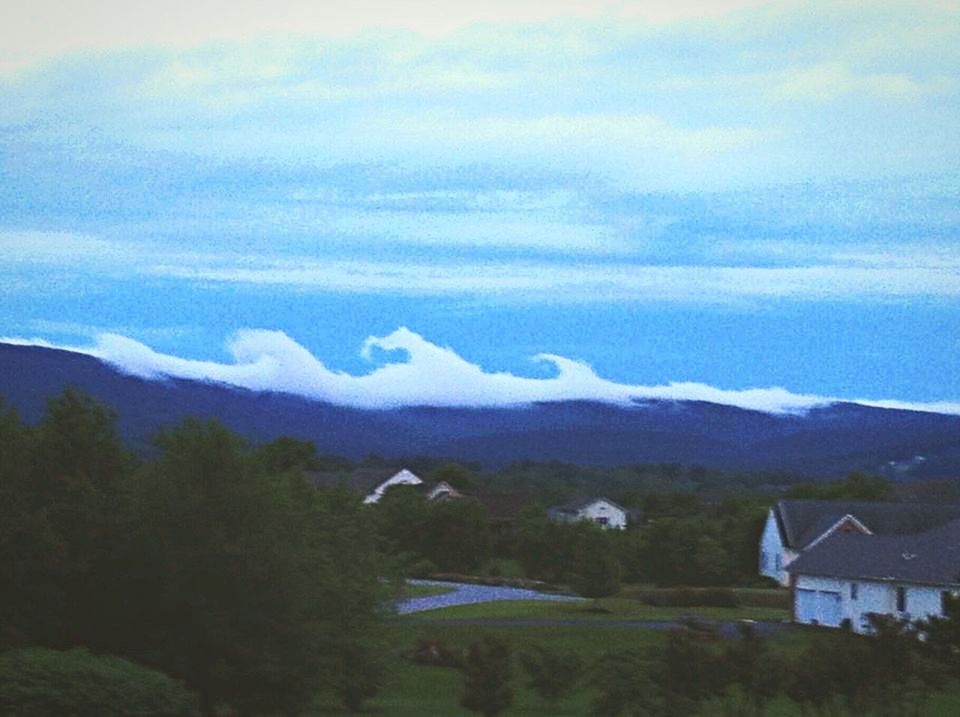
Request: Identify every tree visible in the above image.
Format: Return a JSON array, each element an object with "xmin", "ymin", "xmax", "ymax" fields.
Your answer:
[
  {"xmin": 428, "ymin": 461, "xmax": 476, "ymax": 491},
  {"xmin": 519, "ymin": 644, "xmax": 582, "ymax": 706},
  {"xmin": 460, "ymin": 635, "xmax": 513, "ymax": 717},
  {"xmin": 127, "ymin": 419, "xmax": 384, "ymax": 717},
  {"xmin": 721, "ymin": 623, "xmax": 784, "ymax": 717},
  {"xmin": 0, "ymin": 647, "xmax": 198, "ymax": 717},
  {"xmin": 570, "ymin": 525, "xmax": 621, "ymax": 598},
  {"xmin": 20, "ymin": 389, "xmax": 135, "ymax": 651},
  {"xmin": 255, "ymin": 436, "xmax": 319, "ymax": 474},
  {"xmin": 590, "ymin": 650, "xmax": 662, "ymax": 717}
]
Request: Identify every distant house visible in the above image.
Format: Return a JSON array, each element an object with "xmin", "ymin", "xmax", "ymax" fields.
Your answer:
[
  {"xmin": 548, "ymin": 497, "xmax": 628, "ymax": 530},
  {"xmin": 306, "ymin": 468, "xmax": 465, "ymax": 505},
  {"xmin": 759, "ymin": 500, "xmax": 960, "ymax": 586},
  {"xmin": 787, "ymin": 519, "xmax": 960, "ymax": 633}
]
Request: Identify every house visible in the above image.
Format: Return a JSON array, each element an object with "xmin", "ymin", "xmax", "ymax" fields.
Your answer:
[
  {"xmin": 306, "ymin": 467, "xmax": 464, "ymax": 505},
  {"xmin": 786, "ymin": 519, "xmax": 960, "ymax": 633},
  {"xmin": 759, "ymin": 500, "xmax": 960, "ymax": 586},
  {"xmin": 548, "ymin": 497, "xmax": 628, "ymax": 530}
]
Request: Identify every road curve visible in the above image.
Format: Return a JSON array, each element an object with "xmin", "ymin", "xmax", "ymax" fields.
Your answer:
[{"xmin": 394, "ymin": 579, "xmax": 584, "ymax": 615}]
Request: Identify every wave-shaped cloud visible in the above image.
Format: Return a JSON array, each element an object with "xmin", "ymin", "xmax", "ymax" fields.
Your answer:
[{"xmin": 4, "ymin": 327, "xmax": 960, "ymax": 415}]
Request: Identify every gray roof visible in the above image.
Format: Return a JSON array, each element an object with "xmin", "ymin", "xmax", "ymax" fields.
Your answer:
[
  {"xmin": 788, "ymin": 519, "xmax": 960, "ymax": 586},
  {"xmin": 776, "ymin": 500, "xmax": 960, "ymax": 550}
]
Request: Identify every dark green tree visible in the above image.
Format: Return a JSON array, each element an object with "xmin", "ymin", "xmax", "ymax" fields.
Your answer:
[
  {"xmin": 590, "ymin": 650, "xmax": 662, "ymax": 716},
  {"xmin": 23, "ymin": 389, "xmax": 134, "ymax": 651},
  {"xmin": 127, "ymin": 419, "xmax": 384, "ymax": 717},
  {"xmin": 428, "ymin": 461, "xmax": 476, "ymax": 491},
  {"xmin": 255, "ymin": 436, "xmax": 319, "ymax": 474},
  {"xmin": 0, "ymin": 647, "xmax": 198, "ymax": 717},
  {"xmin": 460, "ymin": 635, "xmax": 513, "ymax": 717},
  {"xmin": 570, "ymin": 525, "xmax": 621, "ymax": 598},
  {"xmin": 520, "ymin": 644, "xmax": 582, "ymax": 706}
]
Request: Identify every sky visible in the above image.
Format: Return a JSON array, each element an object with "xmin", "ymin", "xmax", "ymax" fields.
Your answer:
[{"xmin": 1, "ymin": 0, "xmax": 959, "ymax": 413}]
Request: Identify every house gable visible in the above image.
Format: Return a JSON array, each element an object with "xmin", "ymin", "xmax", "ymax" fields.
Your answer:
[{"xmin": 362, "ymin": 468, "xmax": 423, "ymax": 504}]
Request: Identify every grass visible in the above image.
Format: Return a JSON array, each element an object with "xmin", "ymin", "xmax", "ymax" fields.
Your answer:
[
  {"xmin": 397, "ymin": 582, "xmax": 456, "ymax": 599},
  {"xmin": 313, "ymin": 583, "xmax": 957, "ymax": 714},
  {"xmin": 313, "ymin": 613, "xmax": 960, "ymax": 715},
  {"xmin": 407, "ymin": 597, "xmax": 789, "ymax": 623}
]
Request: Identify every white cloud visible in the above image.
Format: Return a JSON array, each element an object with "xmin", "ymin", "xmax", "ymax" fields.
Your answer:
[
  {"xmin": 0, "ymin": 0, "xmax": 771, "ymax": 75},
  {"xmin": 148, "ymin": 259, "xmax": 960, "ymax": 301},
  {"xmin": 5, "ymin": 327, "xmax": 958, "ymax": 415},
  {"xmin": 771, "ymin": 61, "xmax": 953, "ymax": 101}
]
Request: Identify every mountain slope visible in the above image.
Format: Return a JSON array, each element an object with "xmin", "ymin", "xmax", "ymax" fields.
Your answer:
[{"xmin": 1, "ymin": 342, "xmax": 957, "ymax": 478}]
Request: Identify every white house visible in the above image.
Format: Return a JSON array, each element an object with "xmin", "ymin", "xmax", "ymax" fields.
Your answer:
[
  {"xmin": 361, "ymin": 468, "xmax": 424, "ymax": 504},
  {"xmin": 787, "ymin": 519, "xmax": 960, "ymax": 634},
  {"xmin": 759, "ymin": 500, "xmax": 960, "ymax": 586},
  {"xmin": 548, "ymin": 497, "xmax": 628, "ymax": 530}
]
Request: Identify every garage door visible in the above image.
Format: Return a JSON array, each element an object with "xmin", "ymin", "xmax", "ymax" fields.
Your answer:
[{"xmin": 796, "ymin": 588, "xmax": 842, "ymax": 626}]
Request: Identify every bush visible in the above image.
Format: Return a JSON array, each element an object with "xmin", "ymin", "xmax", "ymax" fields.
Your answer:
[
  {"xmin": 408, "ymin": 558, "xmax": 439, "ymax": 579},
  {"xmin": 635, "ymin": 586, "xmax": 739, "ymax": 608},
  {"xmin": 460, "ymin": 636, "xmax": 513, "ymax": 717},
  {"xmin": 0, "ymin": 647, "xmax": 198, "ymax": 717},
  {"xmin": 479, "ymin": 558, "xmax": 525, "ymax": 579}
]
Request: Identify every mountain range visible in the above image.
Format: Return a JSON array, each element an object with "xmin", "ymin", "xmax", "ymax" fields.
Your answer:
[{"xmin": 1, "ymin": 342, "xmax": 958, "ymax": 479}]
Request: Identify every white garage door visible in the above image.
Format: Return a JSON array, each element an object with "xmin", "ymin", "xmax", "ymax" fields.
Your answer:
[{"xmin": 796, "ymin": 588, "xmax": 842, "ymax": 626}]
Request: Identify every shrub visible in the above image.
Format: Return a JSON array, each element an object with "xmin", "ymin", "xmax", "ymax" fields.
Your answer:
[
  {"xmin": 520, "ymin": 645, "xmax": 582, "ymax": 705},
  {"xmin": 0, "ymin": 647, "xmax": 198, "ymax": 717},
  {"xmin": 460, "ymin": 636, "xmax": 513, "ymax": 717}
]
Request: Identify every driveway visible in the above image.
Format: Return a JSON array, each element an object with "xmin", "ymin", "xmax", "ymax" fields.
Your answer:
[{"xmin": 394, "ymin": 579, "xmax": 585, "ymax": 615}]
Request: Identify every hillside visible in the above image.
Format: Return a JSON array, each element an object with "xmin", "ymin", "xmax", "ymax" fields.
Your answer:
[{"xmin": 1, "ymin": 342, "xmax": 958, "ymax": 478}]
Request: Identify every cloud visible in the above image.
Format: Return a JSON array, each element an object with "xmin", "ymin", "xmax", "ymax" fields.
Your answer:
[
  {"xmin": 771, "ymin": 61, "xmax": 953, "ymax": 101},
  {"xmin": 149, "ymin": 259, "xmax": 960, "ymax": 301},
  {"xmin": 5, "ymin": 327, "xmax": 958, "ymax": 415}
]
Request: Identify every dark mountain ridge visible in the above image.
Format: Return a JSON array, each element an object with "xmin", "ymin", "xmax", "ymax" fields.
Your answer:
[{"xmin": 1, "ymin": 341, "xmax": 958, "ymax": 478}]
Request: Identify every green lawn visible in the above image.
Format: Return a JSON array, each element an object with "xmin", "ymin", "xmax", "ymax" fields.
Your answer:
[
  {"xmin": 312, "ymin": 608, "xmax": 960, "ymax": 716},
  {"xmin": 397, "ymin": 582, "xmax": 457, "ymax": 599},
  {"xmin": 407, "ymin": 597, "xmax": 789, "ymax": 623}
]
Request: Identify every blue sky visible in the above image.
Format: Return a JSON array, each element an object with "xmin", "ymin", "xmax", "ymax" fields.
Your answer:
[{"xmin": 1, "ymin": 0, "xmax": 958, "ymax": 412}]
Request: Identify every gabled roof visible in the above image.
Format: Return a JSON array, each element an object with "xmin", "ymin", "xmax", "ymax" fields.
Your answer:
[
  {"xmin": 550, "ymin": 496, "xmax": 627, "ymax": 515},
  {"xmin": 304, "ymin": 468, "xmax": 422, "ymax": 499},
  {"xmin": 788, "ymin": 519, "xmax": 960, "ymax": 586},
  {"xmin": 775, "ymin": 500, "xmax": 960, "ymax": 550}
]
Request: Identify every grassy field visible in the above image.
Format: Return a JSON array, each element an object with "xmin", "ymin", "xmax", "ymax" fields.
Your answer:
[
  {"xmin": 396, "ymin": 582, "xmax": 457, "ymax": 599},
  {"xmin": 406, "ymin": 596, "xmax": 788, "ymax": 622},
  {"xmin": 312, "ymin": 587, "xmax": 960, "ymax": 715}
]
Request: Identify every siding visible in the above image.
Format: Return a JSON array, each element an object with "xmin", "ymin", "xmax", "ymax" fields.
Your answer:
[{"xmin": 794, "ymin": 574, "xmax": 948, "ymax": 633}]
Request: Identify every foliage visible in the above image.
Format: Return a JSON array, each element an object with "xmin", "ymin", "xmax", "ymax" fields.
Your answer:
[
  {"xmin": 519, "ymin": 644, "xmax": 582, "ymax": 705},
  {"xmin": 570, "ymin": 526, "xmax": 622, "ymax": 598},
  {"xmin": 786, "ymin": 471, "xmax": 893, "ymax": 501},
  {"xmin": 126, "ymin": 418, "xmax": 385, "ymax": 716},
  {"xmin": 334, "ymin": 641, "xmax": 386, "ymax": 713},
  {"xmin": 590, "ymin": 650, "xmax": 662, "ymax": 716},
  {"xmin": 0, "ymin": 647, "xmax": 198, "ymax": 717},
  {"xmin": 460, "ymin": 635, "xmax": 513, "ymax": 717},
  {"xmin": 428, "ymin": 461, "xmax": 476, "ymax": 490}
]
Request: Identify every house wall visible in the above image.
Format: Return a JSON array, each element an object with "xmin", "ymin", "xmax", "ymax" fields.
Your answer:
[
  {"xmin": 793, "ymin": 574, "xmax": 949, "ymax": 634},
  {"xmin": 579, "ymin": 500, "xmax": 627, "ymax": 530},
  {"xmin": 759, "ymin": 509, "xmax": 787, "ymax": 584}
]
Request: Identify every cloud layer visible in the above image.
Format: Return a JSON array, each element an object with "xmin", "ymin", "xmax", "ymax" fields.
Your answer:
[{"xmin": 5, "ymin": 328, "xmax": 958, "ymax": 416}]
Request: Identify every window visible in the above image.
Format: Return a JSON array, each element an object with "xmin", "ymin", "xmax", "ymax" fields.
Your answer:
[
  {"xmin": 596, "ymin": 516, "xmax": 609, "ymax": 526},
  {"xmin": 774, "ymin": 553, "xmax": 782, "ymax": 572},
  {"xmin": 850, "ymin": 583, "xmax": 859, "ymax": 601},
  {"xmin": 896, "ymin": 587, "xmax": 907, "ymax": 613}
]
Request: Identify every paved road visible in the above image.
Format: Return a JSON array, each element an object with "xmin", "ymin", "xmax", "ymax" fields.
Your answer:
[{"xmin": 394, "ymin": 579, "xmax": 585, "ymax": 615}]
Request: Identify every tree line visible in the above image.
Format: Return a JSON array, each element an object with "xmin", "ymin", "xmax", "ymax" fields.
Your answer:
[{"xmin": 0, "ymin": 390, "xmax": 384, "ymax": 716}]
